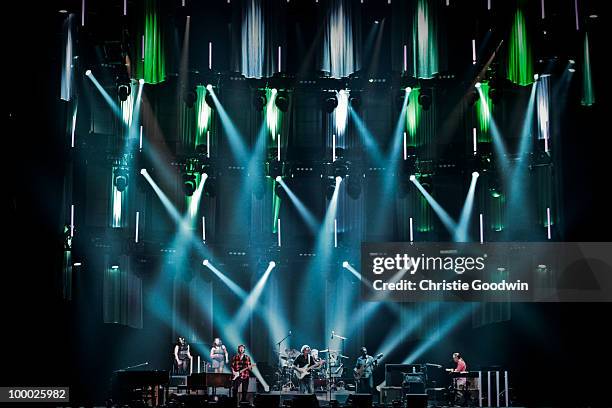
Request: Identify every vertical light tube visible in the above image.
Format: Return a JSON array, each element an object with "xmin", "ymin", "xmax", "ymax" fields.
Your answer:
[
  {"xmin": 198, "ymin": 356, "xmax": 201, "ymax": 373},
  {"xmin": 541, "ymin": 0, "xmax": 545, "ymax": 19},
  {"xmin": 141, "ymin": 35, "xmax": 145, "ymax": 61},
  {"xmin": 473, "ymin": 128, "xmax": 477, "ymax": 155},
  {"xmin": 139, "ymin": 126, "xmax": 143, "ymax": 151},
  {"xmin": 277, "ymin": 137, "xmax": 281, "ymax": 161},
  {"xmin": 479, "ymin": 371, "xmax": 483, "ymax": 407},
  {"xmin": 135, "ymin": 211, "xmax": 140, "ymax": 242},
  {"xmin": 487, "ymin": 371, "xmax": 491, "ymax": 407},
  {"xmin": 403, "ymin": 45, "xmax": 408, "ymax": 72},
  {"xmin": 278, "ymin": 46, "xmax": 282, "ymax": 72},
  {"xmin": 71, "ymin": 108, "xmax": 78, "ymax": 148},
  {"xmin": 332, "ymin": 134, "xmax": 337, "ymax": 162},
  {"xmin": 202, "ymin": 216, "xmax": 206, "ymax": 241},
  {"xmin": 504, "ymin": 371, "xmax": 509, "ymax": 407},
  {"xmin": 409, "ymin": 217, "xmax": 414, "ymax": 242},
  {"xmin": 277, "ymin": 218, "xmax": 282, "ymax": 247},
  {"xmin": 123, "ymin": 0, "xmax": 127, "ymax": 15},
  {"xmin": 472, "ymin": 39, "xmax": 477, "ymax": 64},
  {"xmin": 403, "ymin": 132, "xmax": 407, "ymax": 160},
  {"xmin": 487, "ymin": 0, "xmax": 491, "ymax": 10},
  {"xmin": 496, "ymin": 371, "xmax": 500, "ymax": 407},
  {"xmin": 81, "ymin": 0, "xmax": 85, "ymax": 26},
  {"xmin": 209, "ymin": 42, "xmax": 213, "ymax": 70},
  {"xmin": 70, "ymin": 204, "xmax": 75, "ymax": 237},
  {"xmin": 544, "ymin": 120, "xmax": 549, "ymax": 152},
  {"xmin": 207, "ymin": 131, "xmax": 211, "ymax": 157},
  {"xmin": 479, "ymin": 213, "xmax": 484, "ymax": 243},
  {"xmin": 547, "ymin": 207, "xmax": 552, "ymax": 239},
  {"xmin": 574, "ymin": 0, "xmax": 580, "ymax": 31},
  {"xmin": 334, "ymin": 219, "xmax": 338, "ymax": 248}
]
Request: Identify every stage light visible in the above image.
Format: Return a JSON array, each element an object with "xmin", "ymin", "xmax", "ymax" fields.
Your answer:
[
  {"xmin": 206, "ymin": 84, "xmax": 213, "ymax": 91},
  {"xmin": 140, "ymin": 168, "xmax": 147, "ymax": 175},
  {"xmin": 342, "ymin": 261, "xmax": 349, "ymax": 268},
  {"xmin": 534, "ymin": 74, "xmax": 539, "ymax": 81},
  {"xmin": 117, "ymin": 83, "xmax": 131, "ymax": 102},
  {"xmin": 269, "ymin": 261, "xmax": 276, "ymax": 267},
  {"xmin": 335, "ymin": 176, "xmax": 342, "ymax": 184},
  {"xmin": 275, "ymin": 91, "xmax": 289, "ymax": 112},
  {"xmin": 468, "ymin": 90, "xmax": 479, "ymax": 106},
  {"xmin": 349, "ymin": 92, "xmax": 361, "ymax": 108},
  {"xmin": 113, "ymin": 168, "xmax": 129, "ymax": 192},
  {"xmin": 271, "ymin": 88, "xmax": 278, "ymax": 94},
  {"xmin": 182, "ymin": 173, "xmax": 197, "ymax": 196},
  {"xmin": 204, "ymin": 92, "xmax": 215, "ymax": 109},
  {"xmin": 323, "ymin": 92, "xmax": 338, "ymax": 113},
  {"xmin": 184, "ymin": 88, "xmax": 197, "ymax": 108},
  {"xmin": 139, "ymin": 78, "xmax": 145, "ymax": 85},
  {"xmin": 475, "ymin": 82, "xmax": 481, "ymax": 88},
  {"xmin": 204, "ymin": 177, "xmax": 216, "ymax": 197},
  {"xmin": 333, "ymin": 160, "xmax": 349, "ymax": 178},
  {"xmin": 202, "ymin": 259, "xmax": 209, "ymax": 265},
  {"xmin": 252, "ymin": 89, "xmax": 267, "ymax": 111},
  {"xmin": 472, "ymin": 171, "xmax": 479, "ymax": 178},
  {"xmin": 267, "ymin": 160, "xmax": 284, "ymax": 179},
  {"xmin": 111, "ymin": 264, "xmax": 119, "ymax": 270},
  {"xmin": 409, "ymin": 174, "xmax": 416, "ymax": 181},
  {"xmin": 85, "ymin": 69, "xmax": 92, "ymax": 76},
  {"xmin": 347, "ymin": 176, "xmax": 362, "ymax": 199},
  {"xmin": 275, "ymin": 176, "xmax": 282, "ymax": 182},
  {"xmin": 418, "ymin": 88, "xmax": 431, "ymax": 110},
  {"xmin": 406, "ymin": 86, "xmax": 412, "ymax": 93}
]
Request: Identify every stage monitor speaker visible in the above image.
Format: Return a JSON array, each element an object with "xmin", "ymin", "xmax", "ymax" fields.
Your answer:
[
  {"xmin": 346, "ymin": 393, "xmax": 372, "ymax": 408},
  {"xmin": 404, "ymin": 393, "xmax": 427, "ymax": 408},
  {"xmin": 254, "ymin": 393, "xmax": 280, "ymax": 408},
  {"xmin": 292, "ymin": 393, "xmax": 319, "ymax": 408},
  {"xmin": 172, "ymin": 394, "xmax": 208, "ymax": 407},
  {"xmin": 380, "ymin": 387, "xmax": 402, "ymax": 405}
]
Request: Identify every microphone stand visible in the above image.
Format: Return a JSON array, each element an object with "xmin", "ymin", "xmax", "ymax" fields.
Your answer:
[{"xmin": 276, "ymin": 332, "xmax": 291, "ymax": 395}]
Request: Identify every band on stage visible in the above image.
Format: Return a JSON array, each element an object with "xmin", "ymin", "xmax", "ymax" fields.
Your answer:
[{"xmin": 172, "ymin": 335, "xmax": 473, "ymax": 405}]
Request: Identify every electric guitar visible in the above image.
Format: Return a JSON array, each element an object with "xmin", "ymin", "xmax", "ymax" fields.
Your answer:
[
  {"xmin": 353, "ymin": 353, "xmax": 383, "ymax": 380},
  {"xmin": 294, "ymin": 360, "xmax": 323, "ymax": 380},
  {"xmin": 232, "ymin": 364, "xmax": 256, "ymax": 381}
]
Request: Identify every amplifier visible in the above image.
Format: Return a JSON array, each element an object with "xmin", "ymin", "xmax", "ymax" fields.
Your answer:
[{"xmin": 380, "ymin": 386, "xmax": 402, "ymax": 405}]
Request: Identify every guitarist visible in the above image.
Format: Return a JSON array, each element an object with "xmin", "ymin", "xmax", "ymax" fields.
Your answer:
[
  {"xmin": 354, "ymin": 347, "xmax": 377, "ymax": 394},
  {"xmin": 231, "ymin": 345, "xmax": 252, "ymax": 403},
  {"xmin": 293, "ymin": 345, "xmax": 317, "ymax": 394}
]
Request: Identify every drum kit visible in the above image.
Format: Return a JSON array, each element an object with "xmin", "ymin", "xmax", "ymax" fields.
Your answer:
[{"xmin": 275, "ymin": 348, "xmax": 350, "ymax": 392}]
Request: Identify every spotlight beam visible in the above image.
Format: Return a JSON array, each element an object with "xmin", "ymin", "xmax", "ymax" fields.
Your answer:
[
  {"xmin": 207, "ymin": 88, "xmax": 249, "ymax": 165},
  {"xmin": 411, "ymin": 177, "xmax": 458, "ymax": 234},
  {"xmin": 276, "ymin": 178, "xmax": 318, "ymax": 234},
  {"xmin": 348, "ymin": 107, "xmax": 385, "ymax": 166},
  {"xmin": 454, "ymin": 172, "xmax": 479, "ymax": 242},
  {"xmin": 85, "ymin": 71, "xmax": 123, "ymax": 118},
  {"xmin": 229, "ymin": 262, "xmax": 276, "ymax": 331},
  {"xmin": 203, "ymin": 260, "xmax": 247, "ymax": 299}
]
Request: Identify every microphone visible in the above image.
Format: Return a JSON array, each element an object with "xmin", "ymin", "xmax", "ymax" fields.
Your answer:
[{"xmin": 331, "ymin": 331, "xmax": 335, "ymax": 339}]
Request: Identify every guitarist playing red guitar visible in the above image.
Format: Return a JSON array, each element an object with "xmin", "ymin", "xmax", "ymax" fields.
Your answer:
[{"xmin": 231, "ymin": 345, "xmax": 253, "ymax": 403}]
